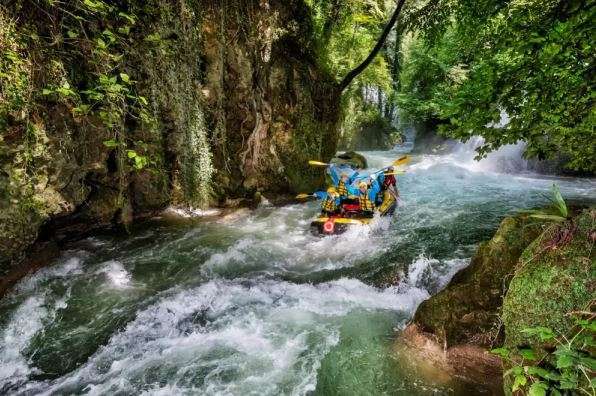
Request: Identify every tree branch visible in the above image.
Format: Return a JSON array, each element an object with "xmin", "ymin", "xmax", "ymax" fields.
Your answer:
[{"xmin": 338, "ymin": 0, "xmax": 407, "ymax": 93}]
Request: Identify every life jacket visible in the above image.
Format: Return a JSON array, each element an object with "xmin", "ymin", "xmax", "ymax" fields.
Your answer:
[
  {"xmin": 322, "ymin": 197, "xmax": 337, "ymax": 212},
  {"xmin": 338, "ymin": 180, "xmax": 348, "ymax": 197},
  {"xmin": 358, "ymin": 192, "xmax": 375, "ymax": 212}
]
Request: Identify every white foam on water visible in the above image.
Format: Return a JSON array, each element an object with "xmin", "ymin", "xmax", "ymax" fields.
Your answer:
[
  {"xmin": 0, "ymin": 296, "xmax": 47, "ymax": 389},
  {"xmin": 27, "ymin": 278, "xmax": 427, "ymax": 395},
  {"xmin": 406, "ymin": 254, "xmax": 470, "ymax": 292},
  {"xmin": 14, "ymin": 254, "xmax": 85, "ymax": 294},
  {"xmin": 96, "ymin": 260, "xmax": 132, "ymax": 289},
  {"xmin": 162, "ymin": 206, "xmax": 222, "ymax": 218},
  {"xmin": 201, "ymin": 204, "xmax": 393, "ymax": 277}
]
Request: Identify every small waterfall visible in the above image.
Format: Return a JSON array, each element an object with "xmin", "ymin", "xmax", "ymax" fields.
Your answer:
[{"xmin": 451, "ymin": 136, "xmax": 528, "ymax": 173}]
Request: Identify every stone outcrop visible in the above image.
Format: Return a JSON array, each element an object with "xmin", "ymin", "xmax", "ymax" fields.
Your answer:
[{"xmin": 399, "ymin": 209, "xmax": 595, "ymax": 393}]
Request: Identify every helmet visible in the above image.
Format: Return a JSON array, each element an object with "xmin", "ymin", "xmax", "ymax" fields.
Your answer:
[
  {"xmin": 358, "ymin": 181, "xmax": 367, "ymax": 189},
  {"xmin": 327, "ymin": 186, "xmax": 337, "ymax": 194}
]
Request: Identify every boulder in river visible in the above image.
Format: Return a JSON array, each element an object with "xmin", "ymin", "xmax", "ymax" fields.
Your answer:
[
  {"xmin": 331, "ymin": 151, "xmax": 368, "ymax": 169},
  {"xmin": 398, "ymin": 208, "xmax": 595, "ymax": 393}
]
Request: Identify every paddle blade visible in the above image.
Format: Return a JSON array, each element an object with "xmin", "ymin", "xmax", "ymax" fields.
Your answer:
[
  {"xmin": 295, "ymin": 193, "xmax": 313, "ymax": 199},
  {"xmin": 384, "ymin": 171, "xmax": 406, "ymax": 176},
  {"xmin": 308, "ymin": 160, "xmax": 329, "ymax": 167},
  {"xmin": 392, "ymin": 155, "xmax": 411, "ymax": 166}
]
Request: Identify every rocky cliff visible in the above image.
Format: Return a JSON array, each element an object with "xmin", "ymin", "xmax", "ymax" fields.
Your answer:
[{"xmin": 0, "ymin": 0, "xmax": 341, "ymax": 272}]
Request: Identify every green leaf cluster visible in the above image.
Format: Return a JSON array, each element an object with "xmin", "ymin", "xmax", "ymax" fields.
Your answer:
[
  {"xmin": 492, "ymin": 318, "xmax": 596, "ymax": 395},
  {"xmin": 397, "ymin": 0, "xmax": 595, "ymax": 172}
]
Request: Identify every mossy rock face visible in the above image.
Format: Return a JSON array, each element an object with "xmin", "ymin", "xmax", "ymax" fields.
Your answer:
[
  {"xmin": 502, "ymin": 209, "xmax": 595, "ymax": 350},
  {"xmin": 413, "ymin": 215, "xmax": 546, "ymax": 347},
  {"xmin": 0, "ymin": 0, "xmax": 341, "ymax": 269},
  {"xmin": 331, "ymin": 151, "xmax": 368, "ymax": 169}
]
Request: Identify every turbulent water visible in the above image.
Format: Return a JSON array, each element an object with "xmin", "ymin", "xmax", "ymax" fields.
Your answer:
[{"xmin": 1, "ymin": 151, "xmax": 595, "ymax": 395}]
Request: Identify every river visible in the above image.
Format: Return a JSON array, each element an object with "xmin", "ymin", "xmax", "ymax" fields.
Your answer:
[{"xmin": 1, "ymin": 150, "xmax": 595, "ymax": 395}]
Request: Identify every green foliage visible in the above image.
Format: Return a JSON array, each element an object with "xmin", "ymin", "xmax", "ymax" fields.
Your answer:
[
  {"xmin": 397, "ymin": 0, "xmax": 595, "ymax": 172},
  {"xmin": 521, "ymin": 184, "xmax": 569, "ymax": 222},
  {"xmin": 307, "ymin": 0, "xmax": 398, "ymax": 147},
  {"xmin": 492, "ymin": 319, "xmax": 595, "ymax": 395}
]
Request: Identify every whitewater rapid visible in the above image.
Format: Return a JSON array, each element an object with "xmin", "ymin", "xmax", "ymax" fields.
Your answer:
[{"xmin": 1, "ymin": 150, "xmax": 594, "ymax": 395}]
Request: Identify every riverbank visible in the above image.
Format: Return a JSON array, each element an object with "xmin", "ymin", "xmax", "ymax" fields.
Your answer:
[{"xmin": 399, "ymin": 208, "xmax": 595, "ymax": 394}]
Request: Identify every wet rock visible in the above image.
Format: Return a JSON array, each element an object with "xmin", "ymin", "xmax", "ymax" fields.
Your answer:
[
  {"xmin": 412, "ymin": 214, "xmax": 545, "ymax": 348},
  {"xmin": 395, "ymin": 324, "xmax": 504, "ymax": 394},
  {"xmin": 331, "ymin": 151, "xmax": 368, "ymax": 169}
]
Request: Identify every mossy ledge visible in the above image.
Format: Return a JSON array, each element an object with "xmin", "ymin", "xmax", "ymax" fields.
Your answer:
[{"xmin": 398, "ymin": 208, "xmax": 595, "ymax": 393}]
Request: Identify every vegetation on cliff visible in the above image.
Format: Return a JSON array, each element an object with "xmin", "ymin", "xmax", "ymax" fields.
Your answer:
[{"xmin": 0, "ymin": 0, "xmax": 343, "ymax": 268}]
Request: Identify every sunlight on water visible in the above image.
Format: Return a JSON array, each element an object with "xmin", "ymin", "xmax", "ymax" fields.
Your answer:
[{"xmin": 1, "ymin": 150, "xmax": 594, "ymax": 395}]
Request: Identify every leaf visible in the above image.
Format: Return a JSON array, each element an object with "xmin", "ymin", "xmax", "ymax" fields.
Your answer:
[
  {"xmin": 528, "ymin": 214, "xmax": 566, "ymax": 222},
  {"xmin": 504, "ymin": 365, "xmax": 524, "ymax": 377},
  {"xmin": 578, "ymin": 356, "xmax": 596, "ymax": 371},
  {"xmin": 42, "ymin": 88, "xmax": 53, "ymax": 95},
  {"xmin": 102, "ymin": 139, "xmax": 119, "ymax": 148},
  {"xmin": 528, "ymin": 381, "xmax": 548, "ymax": 396},
  {"xmin": 491, "ymin": 347, "xmax": 510, "ymax": 358},
  {"xmin": 512, "ymin": 374, "xmax": 527, "ymax": 392},
  {"xmin": 522, "ymin": 327, "xmax": 556, "ymax": 341},
  {"xmin": 138, "ymin": 96, "xmax": 148, "ymax": 105},
  {"xmin": 556, "ymin": 353, "xmax": 574, "ymax": 369},
  {"xmin": 526, "ymin": 366, "xmax": 560, "ymax": 381},
  {"xmin": 550, "ymin": 184, "xmax": 568, "ymax": 218},
  {"xmin": 520, "ymin": 349, "xmax": 537, "ymax": 361},
  {"xmin": 119, "ymin": 73, "xmax": 130, "ymax": 83},
  {"xmin": 127, "ymin": 150, "xmax": 137, "ymax": 158},
  {"xmin": 118, "ymin": 11, "xmax": 136, "ymax": 24},
  {"xmin": 66, "ymin": 30, "xmax": 78, "ymax": 38}
]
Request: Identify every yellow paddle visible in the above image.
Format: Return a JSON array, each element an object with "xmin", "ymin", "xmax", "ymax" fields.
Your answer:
[
  {"xmin": 309, "ymin": 155, "xmax": 410, "ymax": 168},
  {"xmin": 392, "ymin": 155, "xmax": 411, "ymax": 167},
  {"xmin": 384, "ymin": 171, "xmax": 406, "ymax": 176},
  {"xmin": 295, "ymin": 193, "xmax": 315, "ymax": 199}
]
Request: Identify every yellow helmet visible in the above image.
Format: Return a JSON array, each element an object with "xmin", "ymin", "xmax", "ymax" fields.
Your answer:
[
  {"xmin": 358, "ymin": 181, "xmax": 367, "ymax": 189},
  {"xmin": 327, "ymin": 186, "xmax": 337, "ymax": 194}
]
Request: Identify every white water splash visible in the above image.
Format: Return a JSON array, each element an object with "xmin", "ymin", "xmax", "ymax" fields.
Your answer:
[
  {"xmin": 25, "ymin": 278, "xmax": 427, "ymax": 395},
  {"xmin": 96, "ymin": 260, "xmax": 132, "ymax": 289},
  {"xmin": 0, "ymin": 296, "xmax": 46, "ymax": 389}
]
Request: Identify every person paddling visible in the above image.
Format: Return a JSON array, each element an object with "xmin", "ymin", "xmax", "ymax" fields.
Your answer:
[
  {"xmin": 379, "ymin": 166, "xmax": 399, "ymax": 216},
  {"xmin": 348, "ymin": 178, "xmax": 380, "ymax": 218},
  {"xmin": 314, "ymin": 187, "xmax": 341, "ymax": 216},
  {"xmin": 327, "ymin": 164, "xmax": 358, "ymax": 199}
]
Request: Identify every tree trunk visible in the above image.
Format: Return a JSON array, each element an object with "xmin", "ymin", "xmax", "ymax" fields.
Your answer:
[{"xmin": 337, "ymin": 0, "xmax": 407, "ymax": 92}]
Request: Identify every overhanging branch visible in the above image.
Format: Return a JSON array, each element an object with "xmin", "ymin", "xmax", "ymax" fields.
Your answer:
[{"xmin": 338, "ymin": 0, "xmax": 407, "ymax": 93}]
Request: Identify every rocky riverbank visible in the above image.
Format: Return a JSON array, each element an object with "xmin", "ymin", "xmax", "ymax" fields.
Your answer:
[{"xmin": 399, "ymin": 208, "xmax": 595, "ymax": 394}]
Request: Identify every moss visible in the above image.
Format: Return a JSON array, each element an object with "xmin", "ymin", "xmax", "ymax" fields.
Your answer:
[
  {"xmin": 413, "ymin": 214, "xmax": 546, "ymax": 347},
  {"xmin": 502, "ymin": 209, "xmax": 595, "ymax": 349},
  {"xmin": 0, "ymin": 0, "xmax": 342, "ymax": 272}
]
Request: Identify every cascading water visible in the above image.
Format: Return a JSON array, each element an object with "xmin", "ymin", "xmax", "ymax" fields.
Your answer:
[
  {"xmin": 1, "ymin": 150, "xmax": 594, "ymax": 395},
  {"xmin": 449, "ymin": 136, "xmax": 529, "ymax": 173}
]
